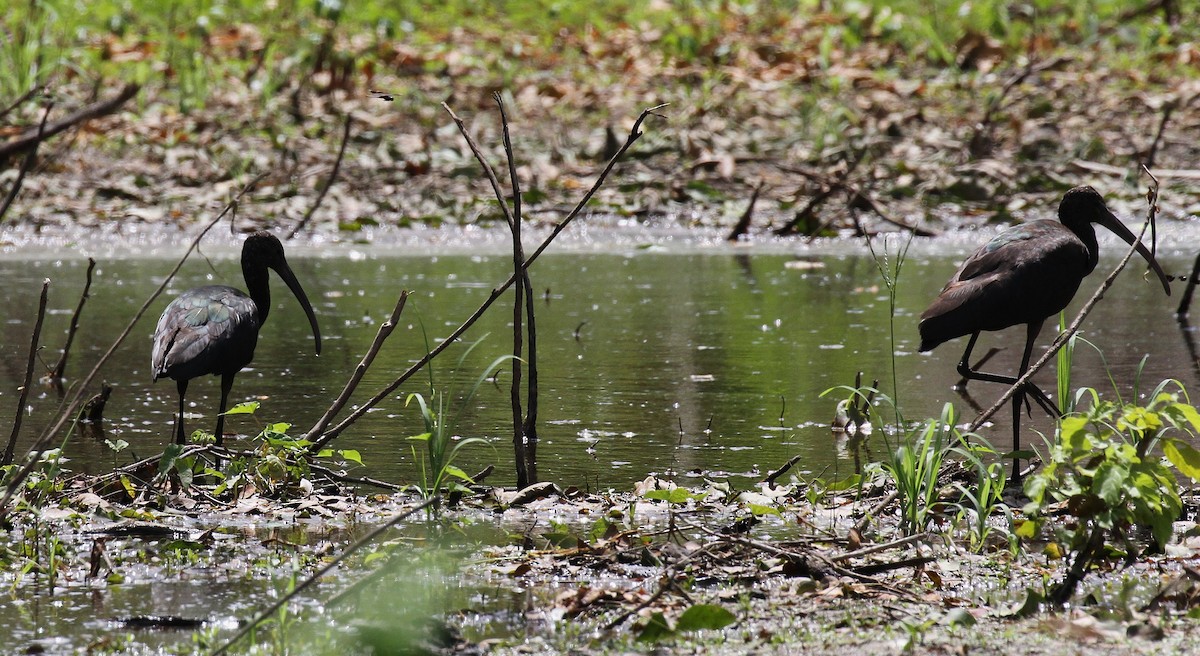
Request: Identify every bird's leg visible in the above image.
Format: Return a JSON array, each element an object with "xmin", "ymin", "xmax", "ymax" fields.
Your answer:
[
  {"xmin": 954, "ymin": 331, "xmax": 1061, "ymax": 418},
  {"xmin": 1009, "ymin": 320, "xmax": 1044, "ymax": 482},
  {"xmin": 174, "ymin": 379, "xmax": 189, "ymax": 445},
  {"xmin": 214, "ymin": 372, "xmax": 236, "ymax": 447}
]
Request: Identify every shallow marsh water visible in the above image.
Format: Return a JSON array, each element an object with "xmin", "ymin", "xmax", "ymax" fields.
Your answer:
[
  {"xmin": 2, "ymin": 230, "xmax": 1196, "ymax": 489},
  {"xmin": 3, "ymin": 226, "xmax": 1200, "ymax": 651}
]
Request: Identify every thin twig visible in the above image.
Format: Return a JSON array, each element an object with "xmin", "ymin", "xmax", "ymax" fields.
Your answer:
[
  {"xmin": 726, "ymin": 179, "xmax": 763, "ymax": 241},
  {"xmin": 0, "ymin": 174, "xmax": 267, "ymax": 522},
  {"xmin": 210, "ymin": 496, "xmax": 437, "ymax": 656},
  {"xmin": 0, "ymin": 83, "xmax": 43, "ymax": 123},
  {"xmin": 968, "ymin": 174, "xmax": 1163, "ymax": 432},
  {"xmin": 762, "ymin": 454, "xmax": 803, "ymax": 487},
  {"xmin": 3, "ymin": 280, "xmax": 50, "ymax": 466},
  {"xmin": 496, "ymin": 95, "xmax": 530, "ymax": 487},
  {"xmin": 305, "ymin": 291, "xmax": 409, "ymax": 439},
  {"xmin": 0, "ymin": 102, "xmax": 53, "ymax": 224},
  {"xmin": 51, "ymin": 257, "xmax": 95, "ymax": 382},
  {"xmin": 830, "ymin": 532, "xmax": 931, "ymax": 562},
  {"xmin": 307, "ymin": 105, "xmax": 667, "ymax": 450},
  {"xmin": 1144, "ymin": 100, "xmax": 1176, "ymax": 171},
  {"xmin": 287, "ymin": 113, "xmax": 352, "ymax": 240}
]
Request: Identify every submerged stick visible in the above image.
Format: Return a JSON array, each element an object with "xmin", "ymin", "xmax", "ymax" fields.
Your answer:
[
  {"xmin": 50, "ymin": 257, "xmax": 96, "ymax": 382},
  {"xmin": 3, "ymin": 280, "xmax": 50, "ymax": 466},
  {"xmin": 308, "ymin": 105, "xmax": 667, "ymax": 450}
]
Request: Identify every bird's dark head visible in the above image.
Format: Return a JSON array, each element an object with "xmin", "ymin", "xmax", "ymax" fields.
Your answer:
[
  {"xmin": 1058, "ymin": 185, "xmax": 1171, "ymax": 296},
  {"xmin": 240, "ymin": 230, "xmax": 323, "ymax": 354},
  {"xmin": 1057, "ymin": 185, "xmax": 1106, "ymax": 224},
  {"xmin": 242, "ymin": 230, "xmax": 287, "ymax": 268}
]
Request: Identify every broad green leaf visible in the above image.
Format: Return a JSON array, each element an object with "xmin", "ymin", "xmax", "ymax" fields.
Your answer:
[
  {"xmin": 1169, "ymin": 402, "xmax": 1200, "ymax": 434},
  {"xmin": 675, "ymin": 604, "xmax": 737, "ymax": 632},
  {"xmin": 1092, "ymin": 462, "xmax": 1127, "ymax": 505},
  {"xmin": 443, "ymin": 465, "xmax": 473, "ymax": 482},
  {"xmin": 644, "ymin": 488, "xmax": 700, "ymax": 504},
  {"xmin": 222, "ymin": 401, "xmax": 260, "ymax": 416},
  {"xmin": 747, "ymin": 504, "xmax": 781, "ymax": 518},
  {"xmin": 635, "ymin": 611, "xmax": 674, "ymax": 643},
  {"xmin": 1164, "ymin": 439, "xmax": 1200, "ymax": 481},
  {"xmin": 338, "ymin": 449, "xmax": 363, "ymax": 465}
]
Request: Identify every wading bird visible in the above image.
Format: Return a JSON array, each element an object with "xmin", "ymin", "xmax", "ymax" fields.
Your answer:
[
  {"xmin": 152, "ymin": 231, "xmax": 321, "ymax": 445},
  {"xmin": 918, "ymin": 186, "xmax": 1170, "ymax": 477}
]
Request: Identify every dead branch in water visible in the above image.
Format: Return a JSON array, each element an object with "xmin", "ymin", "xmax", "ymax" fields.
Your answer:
[
  {"xmin": 50, "ymin": 257, "xmax": 96, "ymax": 383},
  {"xmin": 726, "ymin": 179, "xmax": 763, "ymax": 241},
  {"xmin": 306, "ymin": 291, "xmax": 410, "ymax": 439},
  {"xmin": 307, "ymin": 104, "xmax": 667, "ymax": 451},
  {"xmin": 3, "ymin": 280, "xmax": 50, "ymax": 467}
]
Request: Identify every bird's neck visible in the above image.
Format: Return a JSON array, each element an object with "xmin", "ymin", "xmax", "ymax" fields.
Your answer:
[
  {"xmin": 1066, "ymin": 219, "xmax": 1100, "ymax": 274},
  {"xmin": 243, "ymin": 257, "xmax": 271, "ymax": 323}
]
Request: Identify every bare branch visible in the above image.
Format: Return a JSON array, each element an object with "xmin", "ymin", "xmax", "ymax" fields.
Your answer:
[
  {"xmin": 210, "ymin": 496, "xmax": 438, "ymax": 656},
  {"xmin": 3, "ymin": 280, "xmax": 50, "ymax": 466},
  {"xmin": 305, "ymin": 291, "xmax": 409, "ymax": 439},
  {"xmin": 308, "ymin": 104, "xmax": 666, "ymax": 450},
  {"xmin": 51, "ymin": 258, "xmax": 96, "ymax": 382},
  {"xmin": 0, "ymin": 84, "xmax": 139, "ymax": 161}
]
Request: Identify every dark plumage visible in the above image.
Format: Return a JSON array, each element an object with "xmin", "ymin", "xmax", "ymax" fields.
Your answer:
[
  {"xmin": 152, "ymin": 231, "xmax": 321, "ymax": 445},
  {"xmin": 918, "ymin": 186, "xmax": 1170, "ymax": 477}
]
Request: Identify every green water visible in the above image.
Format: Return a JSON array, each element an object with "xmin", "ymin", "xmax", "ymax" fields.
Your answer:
[{"xmin": 0, "ymin": 244, "xmax": 1192, "ymax": 489}]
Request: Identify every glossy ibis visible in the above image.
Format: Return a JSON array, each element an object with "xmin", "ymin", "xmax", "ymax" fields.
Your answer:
[
  {"xmin": 918, "ymin": 185, "xmax": 1170, "ymax": 476},
  {"xmin": 152, "ymin": 231, "xmax": 321, "ymax": 445}
]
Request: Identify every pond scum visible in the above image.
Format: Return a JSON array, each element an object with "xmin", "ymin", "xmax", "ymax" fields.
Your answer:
[{"xmin": 6, "ymin": 103, "xmax": 1200, "ymax": 655}]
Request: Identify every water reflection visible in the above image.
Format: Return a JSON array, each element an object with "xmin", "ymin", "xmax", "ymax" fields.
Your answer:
[{"xmin": 0, "ymin": 246, "xmax": 1194, "ymax": 489}]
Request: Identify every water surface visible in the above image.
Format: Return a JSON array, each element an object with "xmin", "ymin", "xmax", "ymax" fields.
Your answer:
[{"xmin": 2, "ymin": 234, "xmax": 1195, "ymax": 490}]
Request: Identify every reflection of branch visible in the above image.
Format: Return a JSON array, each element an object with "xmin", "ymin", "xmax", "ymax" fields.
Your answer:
[
  {"xmin": 3, "ymin": 280, "xmax": 49, "ymax": 466},
  {"xmin": 287, "ymin": 114, "xmax": 352, "ymax": 239},
  {"xmin": 1178, "ymin": 253, "xmax": 1200, "ymax": 318},
  {"xmin": 51, "ymin": 258, "xmax": 96, "ymax": 382},
  {"xmin": 0, "ymin": 83, "xmax": 139, "ymax": 160},
  {"xmin": 310, "ymin": 105, "xmax": 667, "ymax": 448}
]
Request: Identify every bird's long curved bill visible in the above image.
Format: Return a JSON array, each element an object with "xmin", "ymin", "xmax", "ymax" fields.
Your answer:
[
  {"xmin": 278, "ymin": 263, "xmax": 323, "ymax": 354},
  {"xmin": 1098, "ymin": 209, "xmax": 1171, "ymax": 296}
]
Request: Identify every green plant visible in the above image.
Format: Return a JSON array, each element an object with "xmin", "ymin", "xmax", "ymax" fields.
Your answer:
[
  {"xmin": 881, "ymin": 402, "xmax": 959, "ymax": 535},
  {"xmin": 950, "ymin": 435, "xmax": 1014, "ymax": 553},
  {"xmin": 406, "ymin": 337, "xmax": 507, "ymax": 506},
  {"xmin": 1021, "ymin": 380, "xmax": 1200, "ymax": 603},
  {"xmin": 863, "ymin": 231, "xmax": 913, "ymax": 426}
]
